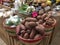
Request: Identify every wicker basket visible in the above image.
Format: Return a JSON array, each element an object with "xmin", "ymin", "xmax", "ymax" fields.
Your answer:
[
  {"xmin": 3, "ymin": 20, "xmax": 16, "ymax": 36},
  {"xmin": 43, "ymin": 18, "xmax": 56, "ymax": 45},
  {"xmin": 16, "ymin": 25, "xmax": 45, "ymax": 45},
  {"xmin": 44, "ymin": 18, "xmax": 56, "ymax": 35}
]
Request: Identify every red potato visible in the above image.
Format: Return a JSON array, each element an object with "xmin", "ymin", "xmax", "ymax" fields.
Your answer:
[
  {"xmin": 16, "ymin": 25, "xmax": 21, "ymax": 35},
  {"xmin": 23, "ymin": 33, "xmax": 29, "ymax": 39},
  {"xmin": 30, "ymin": 30, "xmax": 36, "ymax": 39},
  {"xmin": 41, "ymin": 13, "xmax": 47, "ymax": 19},
  {"xmin": 37, "ymin": 15, "xmax": 42, "ymax": 20},
  {"xmin": 39, "ymin": 9, "xmax": 44, "ymax": 15},
  {"xmin": 20, "ymin": 30, "xmax": 26, "ymax": 34},
  {"xmin": 26, "ymin": 30, "xmax": 31, "ymax": 34},
  {"xmin": 21, "ymin": 19, "xmax": 26, "ymax": 25},
  {"xmin": 25, "ymin": 22, "xmax": 31, "ymax": 29},
  {"xmin": 28, "ymin": 22, "xmax": 37, "ymax": 27},
  {"xmin": 38, "ymin": 19, "xmax": 43, "ymax": 24},
  {"xmin": 36, "ymin": 22, "xmax": 39, "ymax": 25},
  {"xmin": 25, "ymin": 22, "xmax": 37, "ymax": 29},
  {"xmin": 44, "ymin": 14, "xmax": 52, "ymax": 20},
  {"xmin": 35, "ymin": 25, "xmax": 45, "ymax": 35},
  {"xmin": 20, "ymin": 24, "xmax": 26, "ymax": 30}
]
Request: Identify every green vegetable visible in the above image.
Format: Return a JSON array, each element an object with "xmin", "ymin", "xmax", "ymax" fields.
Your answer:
[
  {"xmin": 13, "ymin": 18, "xmax": 20, "ymax": 26},
  {"xmin": 6, "ymin": 21, "xmax": 13, "ymax": 26},
  {"xmin": 19, "ymin": 4, "xmax": 28, "ymax": 13}
]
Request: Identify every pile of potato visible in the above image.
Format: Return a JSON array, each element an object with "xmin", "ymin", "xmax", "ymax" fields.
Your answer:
[{"xmin": 17, "ymin": 11, "xmax": 55, "ymax": 39}]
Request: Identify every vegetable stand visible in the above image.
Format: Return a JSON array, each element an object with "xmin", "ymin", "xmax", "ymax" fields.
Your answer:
[{"xmin": 0, "ymin": 0, "xmax": 57, "ymax": 45}]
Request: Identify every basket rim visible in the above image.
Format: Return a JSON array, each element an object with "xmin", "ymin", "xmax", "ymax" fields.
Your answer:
[
  {"xmin": 16, "ymin": 25, "xmax": 45, "ymax": 43},
  {"xmin": 43, "ymin": 18, "xmax": 56, "ymax": 28},
  {"xmin": 3, "ymin": 20, "xmax": 16, "ymax": 29}
]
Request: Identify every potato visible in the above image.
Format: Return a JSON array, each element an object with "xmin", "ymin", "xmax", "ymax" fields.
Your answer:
[
  {"xmin": 34, "ymin": 34, "xmax": 41, "ymax": 39},
  {"xmin": 46, "ymin": 20, "xmax": 54, "ymax": 26},
  {"xmin": 36, "ymin": 22, "xmax": 39, "ymax": 25},
  {"xmin": 44, "ymin": 14, "xmax": 52, "ymax": 20},
  {"xmin": 41, "ymin": 13, "xmax": 47, "ymax": 19},
  {"xmin": 25, "ymin": 17, "xmax": 37, "ymax": 22},
  {"xmin": 21, "ymin": 19, "xmax": 26, "ymax": 24},
  {"xmin": 16, "ymin": 25, "xmax": 21, "ymax": 35},
  {"xmin": 30, "ymin": 30, "xmax": 36, "ymax": 39},
  {"xmin": 35, "ymin": 25, "xmax": 45, "ymax": 35},
  {"xmin": 20, "ymin": 30, "xmax": 26, "ymax": 34},
  {"xmin": 20, "ymin": 24, "xmax": 26, "ymax": 30},
  {"xmin": 23, "ymin": 33, "xmax": 29, "ymax": 39},
  {"xmin": 39, "ymin": 9, "xmax": 44, "ymax": 15},
  {"xmin": 37, "ymin": 15, "xmax": 42, "ymax": 20},
  {"xmin": 20, "ymin": 34, "xmax": 24, "ymax": 37},
  {"xmin": 20, "ymin": 30, "xmax": 26, "ymax": 37},
  {"xmin": 26, "ymin": 30, "xmax": 31, "ymax": 34},
  {"xmin": 28, "ymin": 22, "xmax": 37, "ymax": 28},
  {"xmin": 25, "ymin": 22, "xmax": 37, "ymax": 29},
  {"xmin": 25, "ymin": 22, "xmax": 31, "ymax": 29},
  {"xmin": 38, "ymin": 19, "xmax": 43, "ymax": 24}
]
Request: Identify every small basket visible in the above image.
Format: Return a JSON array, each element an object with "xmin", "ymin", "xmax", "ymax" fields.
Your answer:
[
  {"xmin": 3, "ymin": 20, "xmax": 16, "ymax": 36},
  {"xmin": 43, "ymin": 18, "xmax": 56, "ymax": 45},
  {"xmin": 44, "ymin": 18, "xmax": 56, "ymax": 36}
]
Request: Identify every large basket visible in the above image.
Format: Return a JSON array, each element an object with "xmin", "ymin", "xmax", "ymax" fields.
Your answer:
[{"xmin": 16, "ymin": 25, "xmax": 45, "ymax": 45}]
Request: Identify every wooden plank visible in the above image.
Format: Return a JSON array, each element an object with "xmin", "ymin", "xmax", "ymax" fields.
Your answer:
[
  {"xmin": 14, "ymin": 38, "xmax": 17, "ymax": 45},
  {"xmin": 10, "ymin": 37, "xmax": 14, "ymax": 45}
]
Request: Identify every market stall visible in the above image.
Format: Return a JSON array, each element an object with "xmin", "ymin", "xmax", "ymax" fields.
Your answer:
[{"xmin": 0, "ymin": 0, "xmax": 60, "ymax": 45}]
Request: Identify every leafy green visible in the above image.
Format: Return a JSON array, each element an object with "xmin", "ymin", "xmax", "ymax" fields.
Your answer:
[
  {"xmin": 19, "ymin": 4, "xmax": 28, "ymax": 12},
  {"xmin": 6, "ymin": 21, "xmax": 13, "ymax": 26}
]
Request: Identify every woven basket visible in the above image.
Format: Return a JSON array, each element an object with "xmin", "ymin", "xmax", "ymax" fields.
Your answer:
[
  {"xmin": 16, "ymin": 25, "xmax": 45, "ymax": 45},
  {"xmin": 43, "ymin": 18, "xmax": 56, "ymax": 36},
  {"xmin": 3, "ymin": 20, "xmax": 16, "ymax": 37},
  {"xmin": 43, "ymin": 18, "xmax": 56, "ymax": 45}
]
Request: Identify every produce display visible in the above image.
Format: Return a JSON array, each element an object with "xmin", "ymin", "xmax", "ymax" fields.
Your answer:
[
  {"xmin": 16, "ymin": 12, "xmax": 56, "ymax": 39},
  {"xmin": 17, "ymin": 0, "xmax": 60, "ymax": 18},
  {"xmin": 0, "ymin": 0, "xmax": 59, "ymax": 45}
]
